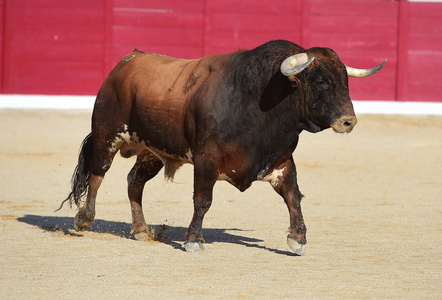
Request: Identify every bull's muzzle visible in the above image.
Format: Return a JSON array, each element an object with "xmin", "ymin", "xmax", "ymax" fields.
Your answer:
[{"xmin": 331, "ymin": 115, "xmax": 357, "ymax": 133}]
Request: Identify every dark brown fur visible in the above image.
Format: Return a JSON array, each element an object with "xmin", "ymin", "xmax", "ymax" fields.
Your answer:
[{"xmin": 63, "ymin": 40, "xmax": 359, "ymax": 250}]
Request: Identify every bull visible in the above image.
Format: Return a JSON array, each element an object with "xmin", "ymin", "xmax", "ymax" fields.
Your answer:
[{"xmin": 61, "ymin": 40, "xmax": 386, "ymax": 255}]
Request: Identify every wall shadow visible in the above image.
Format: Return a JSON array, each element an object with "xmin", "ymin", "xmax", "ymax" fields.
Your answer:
[{"xmin": 17, "ymin": 214, "xmax": 298, "ymax": 256}]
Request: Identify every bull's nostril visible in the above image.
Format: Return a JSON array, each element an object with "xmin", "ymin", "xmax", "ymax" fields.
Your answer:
[{"xmin": 333, "ymin": 116, "xmax": 357, "ymax": 133}]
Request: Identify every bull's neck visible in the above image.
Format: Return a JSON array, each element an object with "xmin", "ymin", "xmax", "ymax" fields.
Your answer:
[{"xmin": 221, "ymin": 43, "xmax": 306, "ymax": 138}]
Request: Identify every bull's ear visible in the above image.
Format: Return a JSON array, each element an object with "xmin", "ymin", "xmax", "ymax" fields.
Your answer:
[
  {"xmin": 259, "ymin": 71, "xmax": 293, "ymax": 112},
  {"xmin": 260, "ymin": 53, "xmax": 314, "ymax": 111}
]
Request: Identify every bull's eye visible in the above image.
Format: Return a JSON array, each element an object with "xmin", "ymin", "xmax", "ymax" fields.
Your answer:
[{"xmin": 314, "ymin": 77, "xmax": 330, "ymax": 90}]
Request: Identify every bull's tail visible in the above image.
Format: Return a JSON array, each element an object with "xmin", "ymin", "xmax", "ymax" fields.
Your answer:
[{"xmin": 57, "ymin": 133, "xmax": 94, "ymax": 211}]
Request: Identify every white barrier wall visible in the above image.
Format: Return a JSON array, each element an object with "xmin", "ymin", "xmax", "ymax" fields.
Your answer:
[{"xmin": 1, "ymin": 95, "xmax": 441, "ymax": 115}]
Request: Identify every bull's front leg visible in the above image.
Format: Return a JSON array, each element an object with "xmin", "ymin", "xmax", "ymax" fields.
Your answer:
[
  {"xmin": 268, "ymin": 158, "xmax": 306, "ymax": 255},
  {"xmin": 184, "ymin": 159, "xmax": 217, "ymax": 252}
]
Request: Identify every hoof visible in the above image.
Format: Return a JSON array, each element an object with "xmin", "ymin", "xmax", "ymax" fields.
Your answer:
[
  {"xmin": 184, "ymin": 242, "xmax": 209, "ymax": 252},
  {"xmin": 74, "ymin": 215, "xmax": 93, "ymax": 232},
  {"xmin": 287, "ymin": 236, "xmax": 305, "ymax": 256},
  {"xmin": 132, "ymin": 229, "xmax": 155, "ymax": 241}
]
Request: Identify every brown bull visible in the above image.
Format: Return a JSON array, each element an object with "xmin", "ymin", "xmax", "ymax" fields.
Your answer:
[{"xmin": 61, "ymin": 40, "xmax": 386, "ymax": 254}]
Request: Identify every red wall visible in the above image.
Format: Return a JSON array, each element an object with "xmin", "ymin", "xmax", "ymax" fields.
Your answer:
[
  {"xmin": 1, "ymin": 0, "xmax": 441, "ymax": 101},
  {"xmin": 302, "ymin": 0, "xmax": 398, "ymax": 101},
  {"xmin": 0, "ymin": 0, "xmax": 4, "ymax": 90},
  {"xmin": 2, "ymin": 0, "xmax": 106, "ymax": 95},
  {"xmin": 111, "ymin": 0, "xmax": 204, "ymax": 66},
  {"xmin": 397, "ymin": 1, "xmax": 442, "ymax": 102}
]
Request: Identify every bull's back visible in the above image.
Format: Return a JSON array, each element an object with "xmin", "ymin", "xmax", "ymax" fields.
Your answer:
[
  {"xmin": 112, "ymin": 51, "xmax": 198, "ymax": 102},
  {"xmin": 102, "ymin": 50, "xmax": 229, "ymax": 158}
]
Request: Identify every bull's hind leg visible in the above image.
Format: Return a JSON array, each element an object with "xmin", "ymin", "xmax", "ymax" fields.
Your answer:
[
  {"xmin": 74, "ymin": 174, "xmax": 103, "ymax": 231},
  {"xmin": 74, "ymin": 140, "xmax": 119, "ymax": 231},
  {"xmin": 127, "ymin": 150, "xmax": 163, "ymax": 241},
  {"xmin": 73, "ymin": 87, "xmax": 129, "ymax": 232},
  {"xmin": 74, "ymin": 122, "xmax": 129, "ymax": 232}
]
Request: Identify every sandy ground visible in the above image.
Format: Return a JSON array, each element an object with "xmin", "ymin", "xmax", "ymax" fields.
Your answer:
[{"xmin": 0, "ymin": 109, "xmax": 441, "ymax": 299}]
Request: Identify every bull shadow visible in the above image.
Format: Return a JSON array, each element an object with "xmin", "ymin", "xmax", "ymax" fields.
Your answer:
[{"xmin": 17, "ymin": 214, "xmax": 298, "ymax": 256}]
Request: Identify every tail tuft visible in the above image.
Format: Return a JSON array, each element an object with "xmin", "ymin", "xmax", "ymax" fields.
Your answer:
[{"xmin": 56, "ymin": 133, "xmax": 93, "ymax": 211}]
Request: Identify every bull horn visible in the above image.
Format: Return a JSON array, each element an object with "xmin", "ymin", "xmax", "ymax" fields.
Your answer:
[
  {"xmin": 281, "ymin": 53, "xmax": 315, "ymax": 77},
  {"xmin": 345, "ymin": 59, "xmax": 387, "ymax": 78}
]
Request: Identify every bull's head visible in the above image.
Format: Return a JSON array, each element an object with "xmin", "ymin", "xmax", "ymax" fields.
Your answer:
[{"xmin": 280, "ymin": 48, "xmax": 386, "ymax": 133}]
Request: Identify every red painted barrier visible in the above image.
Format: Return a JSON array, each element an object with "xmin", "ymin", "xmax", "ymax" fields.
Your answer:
[
  {"xmin": 1, "ymin": 0, "xmax": 441, "ymax": 102},
  {"xmin": 399, "ymin": 1, "xmax": 442, "ymax": 102}
]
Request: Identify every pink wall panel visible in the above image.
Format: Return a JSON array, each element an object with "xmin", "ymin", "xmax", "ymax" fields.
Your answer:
[
  {"xmin": 302, "ymin": 0, "xmax": 397, "ymax": 100},
  {"xmin": 405, "ymin": 2, "xmax": 442, "ymax": 102},
  {"xmin": 111, "ymin": 0, "xmax": 205, "ymax": 67},
  {"xmin": 0, "ymin": 0, "xmax": 441, "ymax": 102},
  {"xmin": 0, "ymin": 0, "xmax": 4, "ymax": 93},
  {"xmin": 3, "ymin": 0, "xmax": 106, "ymax": 95},
  {"xmin": 113, "ymin": 0, "xmax": 204, "ymax": 11},
  {"xmin": 204, "ymin": 0, "xmax": 302, "ymax": 54}
]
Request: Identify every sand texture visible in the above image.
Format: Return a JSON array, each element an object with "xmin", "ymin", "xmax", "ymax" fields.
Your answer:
[{"xmin": 0, "ymin": 110, "xmax": 441, "ymax": 299}]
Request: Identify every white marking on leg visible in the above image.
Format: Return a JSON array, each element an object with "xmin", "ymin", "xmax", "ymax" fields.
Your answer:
[
  {"xmin": 131, "ymin": 131, "xmax": 146, "ymax": 146},
  {"xmin": 260, "ymin": 167, "xmax": 286, "ymax": 188},
  {"xmin": 107, "ymin": 125, "xmax": 193, "ymax": 180},
  {"xmin": 109, "ymin": 125, "xmax": 152, "ymax": 154},
  {"xmin": 109, "ymin": 124, "xmax": 131, "ymax": 153}
]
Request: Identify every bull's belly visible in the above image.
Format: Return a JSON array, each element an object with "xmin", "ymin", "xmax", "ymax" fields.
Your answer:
[
  {"xmin": 110, "ymin": 124, "xmax": 193, "ymax": 180},
  {"xmin": 109, "ymin": 124, "xmax": 288, "ymax": 192}
]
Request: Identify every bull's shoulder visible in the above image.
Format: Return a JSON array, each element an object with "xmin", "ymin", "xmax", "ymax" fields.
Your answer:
[{"xmin": 196, "ymin": 53, "xmax": 233, "ymax": 73}]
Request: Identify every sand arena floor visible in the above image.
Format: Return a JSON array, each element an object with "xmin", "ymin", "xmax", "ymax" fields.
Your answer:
[{"xmin": 0, "ymin": 110, "xmax": 441, "ymax": 298}]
